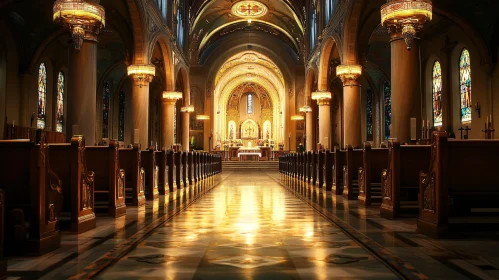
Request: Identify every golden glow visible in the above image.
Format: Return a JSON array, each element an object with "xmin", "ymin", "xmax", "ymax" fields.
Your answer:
[
  {"xmin": 181, "ymin": 105, "xmax": 195, "ymax": 113},
  {"xmin": 299, "ymin": 105, "xmax": 312, "ymax": 113},
  {"xmin": 381, "ymin": 1, "xmax": 433, "ymax": 25},
  {"xmin": 162, "ymin": 91, "xmax": 183, "ymax": 100},
  {"xmin": 199, "ymin": 19, "xmax": 298, "ymax": 51},
  {"xmin": 336, "ymin": 64, "xmax": 362, "ymax": 84},
  {"xmin": 127, "ymin": 64, "xmax": 156, "ymax": 77},
  {"xmin": 290, "ymin": 115, "xmax": 304, "ymax": 121},
  {"xmin": 196, "ymin": 115, "xmax": 210, "ymax": 120},
  {"xmin": 231, "ymin": 1, "xmax": 268, "ymax": 19},
  {"xmin": 311, "ymin": 91, "xmax": 332, "ymax": 100},
  {"xmin": 53, "ymin": 1, "xmax": 105, "ymax": 25}
]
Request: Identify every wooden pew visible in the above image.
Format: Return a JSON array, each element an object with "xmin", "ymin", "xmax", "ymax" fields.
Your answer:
[
  {"xmin": 86, "ymin": 142, "xmax": 126, "ymax": 218},
  {"xmin": 325, "ymin": 151, "xmax": 333, "ymax": 191},
  {"xmin": 188, "ymin": 152, "xmax": 193, "ymax": 185},
  {"xmin": 358, "ymin": 143, "xmax": 388, "ymax": 206},
  {"xmin": 0, "ymin": 138, "xmax": 63, "ymax": 255},
  {"xmin": 380, "ymin": 141, "xmax": 431, "ymax": 219},
  {"xmin": 343, "ymin": 145, "xmax": 363, "ymax": 200},
  {"xmin": 182, "ymin": 152, "xmax": 188, "ymax": 185},
  {"xmin": 119, "ymin": 145, "xmax": 145, "ymax": 206},
  {"xmin": 418, "ymin": 132, "xmax": 499, "ymax": 238},
  {"xmin": 0, "ymin": 190, "xmax": 7, "ymax": 276},
  {"xmin": 193, "ymin": 152, "xmax": 198, "ymax": 182},
  {"xmin": 312, "ymin": 152, "xmax": 317, "ymax": 185},
  {"xmin": 332, "ymin": 148, "xmax": 346, "ymax": 195},
  {"xmin": 166, "ymin": 151, "xmax": 176, "ymax": 191},
  {"xmin": 306, "ymin": 152, "xmax": 312, "ymax": 183},
  {"xmin": 155, "ymin": 151, "xmax": 167, "ymax": 194},
  {"xmin": 47, "ymin": 136, "xmax": 96, "ymax": 233},
  {"xmin": 141, "ymin": 150, "xmax": 159, "ymax": 200},
  {"xmin": 175, "ymin": 152, "xmax": 184, "ymax": 188},
  {"xmin": 317, "ymin": 151, "xmax": 324, "ymax": 188}
]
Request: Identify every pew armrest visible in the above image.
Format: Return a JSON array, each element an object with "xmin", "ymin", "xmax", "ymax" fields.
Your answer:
[
  {"xmin": 358, "ymin": 168, "xmax": 365, "ymax": 194},
  {"xmin": 419, "ymin": 170, "xmax": 436, "ymax": 213},
  {"xmin": 381, "ymin": 169, "xmax": 391, "ymax": 200}
]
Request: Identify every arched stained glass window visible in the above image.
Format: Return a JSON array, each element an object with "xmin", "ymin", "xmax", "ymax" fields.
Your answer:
[
  {"xmin": 432, "ymin": 61, "xmax": 443, "ymax": 127},
  {"xmin": 459, "ymin": 49, "xmax": 472, "ymax": 123},
  {"xmin": 324, "ymin": 0, "xmax": 337, "ymax": 23},
  {"xmin": 384, "ymin": 81, "xmax": 392, "ymax": 140},
  {"xmin": 247, "ymin": 93, "xmax": 253, "ymax": 114},
  {"xmin": 102, "ymin": 81, "xmax": 110, "ymax": 139},
  {"xmin": 176, "ymin": 2, "xmax": 184, "ymax": 48},
  {"xmin": 118, "ymin": 91, "xmax": 125, "ymax": 141},
  {"xmin": 366, "ymin": 89, "xmax": 373, "ymax": 141},
  {"xmin": 56, "ymin": 71, "xmax": 64, "ymax": 132},
  {"xmin": 37, "ymin": 63, "xmax": 47, "ymax": 129},
  {"xmin": 310, "ymin": 9, "xmax": 317, "ymax": 52}
]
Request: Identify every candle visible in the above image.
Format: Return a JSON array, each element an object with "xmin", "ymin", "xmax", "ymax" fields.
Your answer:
[{"xmin": 134, "ymin": 129, "xmax": 139, "ymax": 144}]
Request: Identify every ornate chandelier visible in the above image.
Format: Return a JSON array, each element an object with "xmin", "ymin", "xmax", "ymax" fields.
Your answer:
[
  {"xmin": 53, "ymin": 0, "xmax": 105, "ymax": 50},
  {"xmin": 180, "ymin": 105, "xmax": 195, "ymax": 113},
  {"xmin": 311, "ymin": 91, "xmax": 332, "ymax": 101},
  {"xmin": 381, "ymin": 0, "xmax": 433, "ymax": 50},
  {"xmin": 196, "ymin": 115, "xmax": 210, "ymax": 120},
  {"xmin": 162, "ymin": 91, "xmax": 183, "ymax": 100},
  {"xmin": 336, "ymin": 64, "xmax": 362, "ymax": 86},
  {"xmin": 299, "ymin": 105, "xmax": 312, "ymax": 113},
  {"xmin": 127, "ymin": 64, "xmax": 156, "ymax": 88},
  {"xmin": 290, "ymin": 115, "xmax": 305, "ymax": 121}
]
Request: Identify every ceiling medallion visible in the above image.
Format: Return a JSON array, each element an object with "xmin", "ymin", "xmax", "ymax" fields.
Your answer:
[{"xmin": 231, "ymin": 1, "xmax": 268, "ymax": 19}]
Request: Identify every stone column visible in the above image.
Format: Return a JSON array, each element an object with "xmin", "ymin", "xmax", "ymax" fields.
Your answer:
[
  {"xmin": 161, "ymin": 99, "xmax": 175, "ymax": 149},
  {"xmin": 131, "ymin": 80, "xmax": 150, "ymax": 146},
  {"xmin": 343, "ymin": 84, "xmax": 362, "ymax": 148},
  {"xmin": 390, "ymin": 32, "xmax": 420, "ymax": 142},
  {"xmin": 68, "ymin": 41, "xmax": 97, "ymax": 145},
  {"xmin": 306, "ymin": 111, "xmax": 313, "ymax": 151},
  {"xmin": 181, "ymin": 112, "xmax": 190, "ymax": 151},
  {"xmin": 318, "ymin": 100, "xmax": 331, "ymax": 150}
]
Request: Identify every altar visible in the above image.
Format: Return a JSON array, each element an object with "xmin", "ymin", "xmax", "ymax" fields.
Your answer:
[{"xmin": 238, "ymin": 146, "xmax": 261, "ymax": 161}]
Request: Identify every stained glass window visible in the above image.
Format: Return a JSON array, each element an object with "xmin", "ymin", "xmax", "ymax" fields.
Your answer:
[
  {"xmin": 102, "ymin": 81, "xmax": 110, "ymax": 139},
  {"xmin": 176, "ymin": 2, "xmax": 184, "ymax": 48},
  {"xmin": 366, "ymin": 89, "xmax": 373, "ymax": 141},
  {"xmin": 247, "ymin": 93, "xmax": 253, "ymax": 114},
  {"xmin": 459, "ymin": 48, "xmax": 472, "ymax": 123},
  {"xmin": 432, "ymin": 61, "xmax": 443, "ymax": 127},
  {"xmin": 118, "ymin": 91, "xmax": 125, "ymax": 141},
  {"xmin": 56, "ymin": 71, "xmax": 64, "ymax": 132},
  {"xmin": 325, "ymin": 0, "xmax": 337, "ymax": 23},
  {"xmin": 384, "ymin": 81, "xmax": 392, "ymax": 140},
  {"xmin": 310, "ymin": 9, "xmax": 317, "ymax": 52},
  {"xmin": 37, "ymin": 63, "xmax": 47, "ymax": 129}
]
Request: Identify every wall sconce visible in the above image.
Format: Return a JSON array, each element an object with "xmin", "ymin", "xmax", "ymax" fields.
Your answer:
[
  {"xmin": 180, "ymin": 105, "xmax": 194, "ymax": 113},
  {"xmin": 475, "ymin": 101, "xmax": 481, "ymax": 118}
]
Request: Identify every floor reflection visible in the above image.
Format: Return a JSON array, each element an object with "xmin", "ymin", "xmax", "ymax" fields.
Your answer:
[{"xmin": 97, "ymin": 172, "xmax": 399, "ymax": 280}]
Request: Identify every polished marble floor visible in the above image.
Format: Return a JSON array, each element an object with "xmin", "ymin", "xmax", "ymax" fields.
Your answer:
[{"xmin": 96, "ymin": 172, "xmax": 401, "ymax": 280}]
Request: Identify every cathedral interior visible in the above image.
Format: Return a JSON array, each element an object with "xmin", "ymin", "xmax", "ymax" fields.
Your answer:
[{"xmin": 1, "ymin": 0, "xmax": 499, "ymax": 279}]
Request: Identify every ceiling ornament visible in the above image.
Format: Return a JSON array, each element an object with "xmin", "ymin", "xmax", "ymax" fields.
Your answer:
[{"xmin": 231, "ymin": 1, "xmax": 268, "ymax": 19}]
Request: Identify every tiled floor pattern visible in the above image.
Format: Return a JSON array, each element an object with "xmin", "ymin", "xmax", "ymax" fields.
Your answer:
[
  {"xmin": 273, "ymin": 173, "xmax": 499, "ymax": 280},
  {"xmin": 5, "ymin": 174, "xmax": 229, "ymax": 280},
  {"xmin": 97, "ymin": 172, "xmax": 401, "ymax": 280}
]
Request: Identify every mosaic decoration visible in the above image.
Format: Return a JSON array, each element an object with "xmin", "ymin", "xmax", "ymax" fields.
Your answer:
[
  {"xmin": 118, "ymin": 91, "xmax": 125, "ymax": 141},
  {"xmin": 38, "ymin": 63, "xmax": 47, "ymax": 129},
  {"xmin": 366, "ymin": 89, "xmax": 373, "ymax": 141},
  {"xmin": 432, "ymin": 61, "xmax": 443, "ymax": 127},
  {"xmin": 459, "ymin": 49, "xmax": 472, "ymax": 123},
  {"xmin": 384, "ymin": 81, "xmax": 392, "ymax": 140},
  {"xmin": 102, "ymin": 81, "xmax": 110, "ymax": 139},
  {"xmin": 231, "ymin": 1, "xmax": 268, "ymax": 19},
  {"xmin": 56, "ymin": 71, "xmax": 64, "ymax": 133}
]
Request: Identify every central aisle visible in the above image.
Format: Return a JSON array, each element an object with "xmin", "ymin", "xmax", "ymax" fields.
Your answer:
[{"xmin": 98, "ymin": 172, "xmax": 399, "ymax": 279}]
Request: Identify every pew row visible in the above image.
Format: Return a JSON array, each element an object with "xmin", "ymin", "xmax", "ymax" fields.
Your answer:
[
  {"xmin": 358, "ymin": 143, "xmax": 388, "ymax": 206},
  {"xmin": 86, "ymin": 142, "xmax": 126, "ymax": 218},
  {"xmin": 119, "ymin": 145, "xmax": 145, "ymax": 206},
  {"xmin": 380, "ymin": 141, "xmax": 431, "ymax": 219},
  {"xmin": 343, "ymin": 145, "xmax": 363, "ymax": 200},
  {"xmin": 0, "ymin": 138, "xmax": 63, "ymax": 255},
  {"xmin": 141, "ymin": 150, "xmax": 159, "ymax": 200},
  {"xmin": 418, "ymin": 132, "xmax": 499, "ymax": 238}
]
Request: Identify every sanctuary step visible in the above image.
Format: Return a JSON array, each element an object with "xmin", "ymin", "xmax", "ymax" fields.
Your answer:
[{"xmin": 222, "ymin": 161, "xmax": 279, "ymax": 171}]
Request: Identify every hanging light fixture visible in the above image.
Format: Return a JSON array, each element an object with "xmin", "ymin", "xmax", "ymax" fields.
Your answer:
[
  {"xmin": 53, "ymin": 0, "xmax": 105, "ymax": 50},
  {"xmin": 336, "ymin": 64, "xmax": 362, "ymax": 87},
  {"xmin": 290, "ymin": 115, "xmax": 305, "ymax": 121},
  {"xmin": 299, "ymin": 105, "xmax": 312, "ymax": 113},
  {"xmin": 127, "ymin": 64, "xmax": 156, "ymax": 88},
  {"xmin": 311, "ymin": 91, "xmax": 332, "ymax": 101},
  {"xmin": 381, "ymin": 0, "xmax": 433, "ymax": 50},
  {"xmin": 196, "ymin": 115, "xmax": 210, "ymax": 120},
  {"xmin": 162, "ymin": 91, "xmax": 183, "ymax": 100},
  {"xmin": 180, "ymin": 105, "xmax": 195, "ymax": 113}
]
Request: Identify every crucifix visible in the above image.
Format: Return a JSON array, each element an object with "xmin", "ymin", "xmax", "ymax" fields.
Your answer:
[
  {"xmin": 458, "ymin": 126, "xmax": 471, "ymax": 139},
  {"xmin": 245, "ymin": 125, "xmax": 254, "ymax": 137}
]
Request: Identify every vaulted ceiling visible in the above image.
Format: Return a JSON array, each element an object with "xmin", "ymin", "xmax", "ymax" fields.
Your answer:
[{"xmin": 189, "ymin": 0, "xmax": 305, "ymax": 65}]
